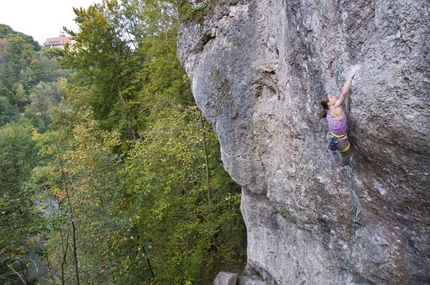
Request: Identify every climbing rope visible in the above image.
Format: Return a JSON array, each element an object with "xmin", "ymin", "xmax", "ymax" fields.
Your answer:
[
  {"xmin": 345, "ymin": 159, "xmax": 360, "ymax": 284},
  {"xmin": 335, "ymin": 64, "xmax": 340, "ymax": 86}
]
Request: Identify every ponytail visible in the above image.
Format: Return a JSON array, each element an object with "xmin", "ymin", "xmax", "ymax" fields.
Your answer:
[
  {"xmin": 320, "ymin": 93, "xmax": 329, "ymax": 119},
  {"xmin": 320, "ymin": 109, "xmax": 327, "ymax": 119}
]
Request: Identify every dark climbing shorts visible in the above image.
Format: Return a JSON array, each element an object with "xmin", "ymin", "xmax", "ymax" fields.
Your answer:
[{"xmin": 338, "ymin": 140, "xmax": 351, "ymax": 165}]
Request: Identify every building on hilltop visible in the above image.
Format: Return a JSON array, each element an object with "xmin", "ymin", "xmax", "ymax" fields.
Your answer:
[{"xmin": 44, "ymin": 35, "xmax": 72, "ymax": 49}]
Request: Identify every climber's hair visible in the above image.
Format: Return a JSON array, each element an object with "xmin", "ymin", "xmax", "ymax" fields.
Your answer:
[{"xmin": 320, "ymin": 93, "xmax": 329, "ymax": 119}]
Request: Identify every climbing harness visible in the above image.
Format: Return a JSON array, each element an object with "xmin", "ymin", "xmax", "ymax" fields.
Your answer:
[
  {"xmin": 330, "ymin": 132, "xmax": 348, "ymax": 140},
  {"xmin": 328, "ymin": 133, "xmax": 348, "ymax": 152},
  {"xmin": 345, "ymin": 159, "xmax": 360, "ymax": 284}
]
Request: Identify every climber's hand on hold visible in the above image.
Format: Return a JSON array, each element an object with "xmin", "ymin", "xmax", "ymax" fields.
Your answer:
[
  {"xmin": 349, "ymin": 64, "xmax": 361, "ymax": 77},
  {"xmin": 337, "ymin": 65, "xmax": 361, "ymax": 106}
]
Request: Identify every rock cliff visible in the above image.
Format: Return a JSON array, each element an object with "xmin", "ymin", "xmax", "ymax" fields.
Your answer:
[{"xmin": 177, "ymin": 0, "xmax": 429, "ymax": 284}]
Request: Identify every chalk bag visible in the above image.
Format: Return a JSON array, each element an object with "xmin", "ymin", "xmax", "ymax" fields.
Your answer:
[{"xmin": 329, "ymin": 136, "xmax": 338, "ymax": 151}]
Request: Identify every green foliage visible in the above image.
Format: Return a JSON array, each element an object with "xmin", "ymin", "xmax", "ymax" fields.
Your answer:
[
  {"xmin": 32, "ymin": 111, "xmax": 134, "ymax": 284},
  {"xmin": 0, "ymin": 118, "xmax": 40, "ymax": 194},
  {"xmin": 0, "ymin": 184, "xmax": 45, "ymax": 285},
  {"xmin": 178, "ymin": 0, "xmax": 240, "ymax": 23},
  {"xmin": 23, "ymin": 104, "xmax": 46, "ymax": 132},
  {"xmin": 0, "ymin": 2, "xmax": 246, "ymax": 284},
  {"xmin": 0, "ymin": 24, "xmax": 68, "ymax": 128},
  {"xmin": 0, "ymin": 25, "xmax": 72, "ymax": 284},
  {"xmin": 178, "ymin": 0, "xmax": 215, "ymax": 22},
  {"xmin": 6, "ymin": 34, "xmax": 36, "ymax": 77},
  {"xmin": 52, "ymin": 1, "xmax": 145, "ymax": 144},
  {"xmin": 0, "ymin": 119, "xmax": 45, "ymax": 284},
  {"xmin": 0, "ymin": 24, "xmax": 40, "ymax": 51},
  {"xmin": 29, "ymin": 81, "xmax": 61, "ymax": 126},
  {"xmin": 0, "ymin": 96, "xmax": 19, "ymax": 126},
  {"xmin": 122, "ymin": 107, "xmax": 245, "ymax": 284}
]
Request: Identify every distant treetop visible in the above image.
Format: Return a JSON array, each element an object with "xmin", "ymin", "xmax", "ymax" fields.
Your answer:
[{"xmin": 0, "ymin": 24, "xmax": 40, "ymax": 51}]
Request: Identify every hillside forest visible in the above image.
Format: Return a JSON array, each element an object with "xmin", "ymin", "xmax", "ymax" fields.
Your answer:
[{"xmin": 0, "ymin": 1, "xmax": 246, "ymax": 284}]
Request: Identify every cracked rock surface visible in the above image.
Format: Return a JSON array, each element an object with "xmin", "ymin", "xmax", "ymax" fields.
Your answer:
[{"xmin": 177, "ymin": 0, "xmax": 429, "ymax": 284}]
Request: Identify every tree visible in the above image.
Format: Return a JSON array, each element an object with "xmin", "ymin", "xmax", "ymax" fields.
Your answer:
[
  {"xmin": 0, "ymin": 118, "xmax": 44, "ymax": 285},
  {"xmin": 14, "ymin": 83, "xmax": 28, "ymax": 112},
  {"xmin": 8, "ymin": 1, "xmax": 247, "ymax": 284},
  {"xmin": 6, "ymin": 34, "xmax": 35, "ymax": 77},
  {"xmin": 0, "ymin": 25, "xmax": 58, "ymax": 117},
  {"xmin": 52, "ymin": 1, "xmax": 145, "ymax": 146},
  {"xmin": 121, "ymin": 106, "xmax": 245, "ymax": 284},
  {"xmin": 31, "ymin": 88, "xmax": 142, "ymax": 284},
  {"xmin": 29, "ymin": 81, "xmax": 60, "ymax": 127},
  {"xmin": 0, "ymin": 186, "xmax": 45, "ymax": 285},
  {"xmin": 0, "ymin": 96, "xmax": 19, "ymax": 127},
  {"xmin": 0, "ymin": 118, "xmax": 39, "ymax": 194},
  {"xmin": 0, "ymin": 24, "xmax": 40, "ymax": 52}
]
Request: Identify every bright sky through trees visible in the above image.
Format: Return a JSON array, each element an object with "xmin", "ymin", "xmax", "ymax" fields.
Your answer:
[{"xmin": 0, "ymin": 0, "xmax": 100, "ymax": 44}]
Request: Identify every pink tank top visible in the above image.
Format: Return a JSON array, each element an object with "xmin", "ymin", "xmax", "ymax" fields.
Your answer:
[{"xmin": 327, "ymin": 110, "xmax": 347, "ymax": 136}]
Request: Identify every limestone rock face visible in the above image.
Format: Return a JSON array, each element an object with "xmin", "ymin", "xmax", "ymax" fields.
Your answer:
[
  {"xmin": 177, "ymin": 0, "xmax": 429, "ymax": 284},
  {"xmin": 214, "ymin": 272, "xmax": 238, "ymax": 285}
]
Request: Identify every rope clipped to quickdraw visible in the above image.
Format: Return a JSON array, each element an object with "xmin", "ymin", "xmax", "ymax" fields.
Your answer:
[
  {"xmin": 345, "ymin": 159, "xmax": 360, "ymax": 284},
  {"xmin": 335, "ymin": 64, "xmax": 340, "ymax": 86}
]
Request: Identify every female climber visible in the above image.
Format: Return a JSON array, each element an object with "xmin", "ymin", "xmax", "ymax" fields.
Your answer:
[{"xmin": 320, "ymin": 65, "xmax": 361, "ymax": 165}]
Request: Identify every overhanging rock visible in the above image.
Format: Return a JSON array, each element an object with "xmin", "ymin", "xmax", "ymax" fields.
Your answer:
[{"xmin": 178, "ymin": 1, "xmax": 430, "ymax": 284}]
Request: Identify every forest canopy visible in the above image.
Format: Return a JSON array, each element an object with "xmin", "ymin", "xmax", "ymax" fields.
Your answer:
[{"xmin": 0, "ymin": 1, "xmax": 246, "ymax": 284}]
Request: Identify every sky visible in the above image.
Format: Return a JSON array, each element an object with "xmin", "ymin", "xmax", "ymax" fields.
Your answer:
[{"xmin": 0, "ymin": 0, "xmax": 101, "ymax": 45}]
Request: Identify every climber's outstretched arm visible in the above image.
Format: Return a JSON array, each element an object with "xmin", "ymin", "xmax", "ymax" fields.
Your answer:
[{"xmin": 335, "ymin": 65, "xmax": 361, "ymax": 107}]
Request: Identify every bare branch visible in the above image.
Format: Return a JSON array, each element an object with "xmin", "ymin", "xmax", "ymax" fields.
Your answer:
[{"xmin": 7, "ymin": 265, "xmax": 26, "ymax": 285}]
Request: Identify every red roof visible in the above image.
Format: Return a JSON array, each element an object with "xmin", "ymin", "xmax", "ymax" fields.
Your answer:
[{"xmin": 44, "ymin": 36, "xmax": 72, "ymax": 47}]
